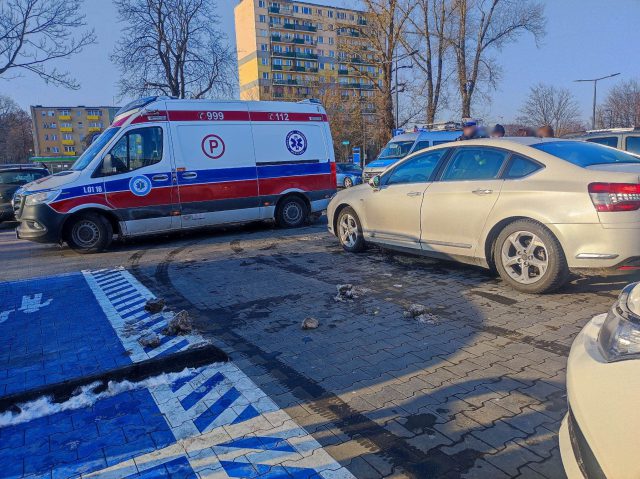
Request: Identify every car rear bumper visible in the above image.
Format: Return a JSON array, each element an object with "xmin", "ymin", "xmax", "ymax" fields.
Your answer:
[{"xmin": 553, "ymin": 222, "xmax": 640, "ymax": 273}]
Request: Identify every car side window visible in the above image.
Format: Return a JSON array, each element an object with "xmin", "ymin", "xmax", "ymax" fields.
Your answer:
[
  {"xmin": 626, "ymin": 136, "xmax": 640, "ymax": 155},
  {"xmin": 97, "ymin": 127, "xmax": 163, "ymax": 177},
  {"xmin": 503, "ymin": 155, "xmax": 543, "ymax": 179},
  {"xmin": 413, "ymin": 140, "xmax": 430, "ymax": 152},
  {"xmin": 384, "ymin": 149, "xmax": 448, "ymax": 186},
  {"xmin": 586, "ymin": 136, "xmax": 618, "ymax": 148},
  {"xmin": 440, "ymin": 147, "xmax": 509, "ymax": 181}
]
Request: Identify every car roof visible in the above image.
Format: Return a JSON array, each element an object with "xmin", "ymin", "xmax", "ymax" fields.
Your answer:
[
  {"xmin": 428, "ymin": 137, "xmax": 570, "ymax": 149},
  {"xmin": 0, "ymin": 164, "xmax": 48, "ymax": 171}
]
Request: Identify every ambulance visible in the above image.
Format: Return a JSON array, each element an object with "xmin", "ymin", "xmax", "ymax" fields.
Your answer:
[{"xmin": 13, "ymin": 97, "xmax": 337, "ymax": 253}]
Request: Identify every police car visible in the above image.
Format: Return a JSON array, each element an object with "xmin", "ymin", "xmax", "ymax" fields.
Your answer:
[
  {"xmin": 363, "ymin": 124, "xmax": 461, "ymax": 182},
  {"xmin": 13, "ymin": 97, "xmax": 337, "ymax": 253}
]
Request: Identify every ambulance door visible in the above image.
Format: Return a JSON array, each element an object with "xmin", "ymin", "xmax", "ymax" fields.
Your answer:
[
  {"xmin": 99, "ymin": 123, "xmax": 180, "ymax": 235},
  {"xmin": 250, "ymin": 114, "xmax": 331, "ymax": 218},
  {"xmin": 171, "ymin": 108, "xmax": 259, "ymax": 228}
]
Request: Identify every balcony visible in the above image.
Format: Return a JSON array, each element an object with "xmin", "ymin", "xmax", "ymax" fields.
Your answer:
[
  {"xmin": 281, "ymin": 23, "xmax": 317, "ymax": 32},
  {"xmin": 272, "ymin": 64, "xmax": 283, "ymax": 70},
  {"xmin": 271, "ymin": 51, "xmax": 296, "ymax": 58},
  {"xmin": 296, "ymin": 52, "xmax": 318, "ymax": 60},
  {"xmin": 60, "ymin": 127, "xmax": 73, "ymax": 132},
  {"xmin": 63, "ymin": 151, "xmax": 76, "ymax": 156},
  {"xmin": 273, "ymin": 79, "xmax": 298, "ymax": 85},
  {"xmin": 308, "ymin": 67, "xmax": 319, "ymax": 73},
  {"xmin": 58, "ymin": 115, "xmax": 71, "ymax": 121},
  {"xmin": 294, "ymin": 66, "xmax": 306, "ymax": 72},
  {"xmin": 268, "ymin": 6, "xmax": 280, "ymax": 13},
  {"xmin": 86, "ymin": 115, "xmax": 100, "ymax": 120},
  {"xmin": 61, "ymin": 139, "xmax": 74, "ymax": 145},
  {"xmin": 338, "ymin": 69, "xmax": 349, "ymax": 75},
  {"xmin": 88, "ymin": 127, "xmax": 102, "ymax": 132}
]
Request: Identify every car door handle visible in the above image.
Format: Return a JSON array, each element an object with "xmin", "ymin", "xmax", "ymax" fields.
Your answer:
[
  {"xmin": 152, "ymin": 174, "xmax": 169, "ymax": 182},
  {"xmin": 182, "ymin": 172, "xmax": 198, "ymax": 179},
  {"xmin": 472, "ymin": 189, "xmax": 493, "ymax": 195},
  {"xmin": 406, "ymin": 192, "xmax": 422, "ymax": 197}
]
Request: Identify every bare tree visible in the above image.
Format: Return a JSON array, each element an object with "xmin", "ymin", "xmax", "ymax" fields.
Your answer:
[
  {"xmin": 352, "ymin": 0, "xmax": 412, "ymax": 142},
  {"xmin": 0, "ymin": 95, "xmax": 33, "ymax": 163},
  {"xmin": 400, "ymin": 0, "xmax": 453, "ymax": 123},
  {"xmin": 450, "ymin": 0, "xmax": 545, "ymax": 118},
  {"xmin": 596, "ymin": 79, "xmax": 640, "ymax": 128},
  {"xmin": 517, "ymin": 83, "xmax": 581, "ymax": 136},
  {"xmin": 112, "ymin": 0, "xmax": 236, "ymax": 100},
  {"xmin": 0, "ymin": 0, "xmax": 95, "ymax": 89}
]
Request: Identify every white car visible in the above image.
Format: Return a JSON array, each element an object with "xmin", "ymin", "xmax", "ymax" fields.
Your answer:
[{"xmin": 560, "ymin": 282, "xmax": 640, "ymax": 478}]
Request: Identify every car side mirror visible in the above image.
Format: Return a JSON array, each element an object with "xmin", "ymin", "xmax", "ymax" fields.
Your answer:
[
  {"xmin": 101, "ymin": 154, "xmax": 114, "ymax": 175},
  {"xmin": 369, "ymin": 175, "xmax": 380, "ymax": 189}
]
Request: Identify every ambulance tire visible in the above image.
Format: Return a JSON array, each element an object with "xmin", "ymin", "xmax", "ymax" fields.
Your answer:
[
  {"xmin": 275, "ymin": 196, "xmax": 308, "ymax": 228},
  {"xmin": 66, "ymin": 212, "xmax": 113, "ymax": 254}
]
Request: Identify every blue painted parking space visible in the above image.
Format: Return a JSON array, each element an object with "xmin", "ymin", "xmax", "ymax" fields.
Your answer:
[
  {"xmin": 0, "ymin": 269, "xmax": 354, "ymax": 478},
  {"xmin": 0, "ymin": 273, "xmax": 130, "ymax": 398}
]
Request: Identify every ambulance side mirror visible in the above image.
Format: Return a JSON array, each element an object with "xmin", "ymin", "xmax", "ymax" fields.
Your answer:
[{"xmin": 101, "ymin": 154, "xmax": 114, "ymax": 175}]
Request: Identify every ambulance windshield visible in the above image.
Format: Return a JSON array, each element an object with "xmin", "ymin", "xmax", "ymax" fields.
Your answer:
[{"xmin": 71, "ymin": 127, "xmax": 121, "ymax": 171}]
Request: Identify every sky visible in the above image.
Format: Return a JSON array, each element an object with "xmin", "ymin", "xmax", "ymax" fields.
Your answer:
[{"xmin": 4, "ymin": 0, "xmax": 639, "ymax": 125}]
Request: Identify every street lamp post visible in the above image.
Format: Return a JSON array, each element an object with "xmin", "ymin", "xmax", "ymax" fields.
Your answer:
[
  {"xmin": 389, "ymin": 50, "xmax": 417, "ymax": 129},
  {"xmin": 574, "ymin": 73, "xmax": 620, "ymax": 130}
]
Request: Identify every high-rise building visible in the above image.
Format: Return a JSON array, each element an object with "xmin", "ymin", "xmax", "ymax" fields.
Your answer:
[
  {"xmin": 30, "ymin": 105, "xmax": 119, "ymax": 168},
  {"xmin": 235, "ymin": 0, "xmax": 381, "ymax": 103}
]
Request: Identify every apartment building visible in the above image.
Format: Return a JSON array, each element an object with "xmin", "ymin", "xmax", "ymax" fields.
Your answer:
[
  {"xmin": 30, "ymin": 105, "xmax": 119, "ymax": 161},
  {"xmin": 235, "ymin": 0, "xmax": 381, "ymax": 104}
]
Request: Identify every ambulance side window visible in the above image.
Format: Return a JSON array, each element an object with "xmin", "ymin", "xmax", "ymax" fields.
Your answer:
[{"xmin": 98, "ymin": 127, "xmax": 163, "ymax": 177}]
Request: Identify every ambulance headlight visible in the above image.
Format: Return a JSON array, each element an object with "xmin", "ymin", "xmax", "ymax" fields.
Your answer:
[{"xmin": 25, "ymin": 190, "xmax": 60, "ymax": 206}]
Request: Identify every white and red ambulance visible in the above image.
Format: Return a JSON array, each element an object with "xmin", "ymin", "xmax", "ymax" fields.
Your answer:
[{"xmin": 13, "ymin": 97, "xmax": 337, "ymax": 253}]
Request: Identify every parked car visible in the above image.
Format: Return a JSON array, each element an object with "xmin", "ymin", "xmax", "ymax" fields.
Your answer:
[
  {"xmin": 328, "ymin": 138, "xmax": 640, "ymax": 293},
  {"xmin": 363, "ymin": 127, "xmax": 461, "ymax": 183},
  {"xmin": 568, "ymin": 127, "xmax": 640, "ymax": 154},
  {"xmin": 560, "ymin": 281, "xmax": 640, "ymax": 478},
  {"xmin": 336, "ymin": 162, "xmax": 362, "ymax": 188},
  {"xmin": 0, "ymin": 164, "xmax": 49, "ymax": 223},
  {"xmin": 13, "ymin": 97, "xmax": 336, "ymax": 253}
]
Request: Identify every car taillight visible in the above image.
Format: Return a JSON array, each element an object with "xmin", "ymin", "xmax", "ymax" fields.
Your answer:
[
  {"xmin": 330, "ymin": 161, "xmax": 337, "ymax": 185},
  {"xmin": 588, "ymin": 182, "xmax": 640, "ymax": 212}
]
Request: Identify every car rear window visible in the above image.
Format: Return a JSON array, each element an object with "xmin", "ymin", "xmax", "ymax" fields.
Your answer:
[
  {"xmin": 532, "ymin": 141, "xmax": 640, "ymax": 167},
  {"xmin": 626, "ymin": 136, "xmax": 640, "ymax": 155},
  {"xmin": 586, "ymin": 136, "xmax": 618, "ymax": 148}
]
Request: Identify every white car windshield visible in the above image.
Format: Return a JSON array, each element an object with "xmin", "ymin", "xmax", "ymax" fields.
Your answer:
[
  {"xmin": 71, "ymin": 127, "xmax": 121, "ymax": 171},
  {"xmin": 378, "ymin": 141, "xmax": 414, "ymax": 159}
]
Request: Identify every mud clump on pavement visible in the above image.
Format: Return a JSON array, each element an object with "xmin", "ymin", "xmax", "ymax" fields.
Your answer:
[
  {"xmin": 404, "ymin": 304, "xmax": 439, "ymax": 325},
  {"xmin": 145, "ymin": 298, "xmax": 165, "ymax": 314},
  {"xmin": 163, "ymin": 310, "xmax": 193, "ymax": 335},
  {"xmin": 301, "ymin": 317, "xmax": 319, "ymax": 330},
  {"xmin": 138, "ymin": 333, "xmax": 161, "ymax": 348},
  {"xmin": 334, "ymin": 284, "xmax": 369, "ymax": 302}
]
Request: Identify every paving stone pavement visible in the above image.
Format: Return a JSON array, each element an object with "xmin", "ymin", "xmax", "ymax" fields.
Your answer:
[{"xmin": 1, "ymin": 220, "xmax": 635, "ymax": 478}]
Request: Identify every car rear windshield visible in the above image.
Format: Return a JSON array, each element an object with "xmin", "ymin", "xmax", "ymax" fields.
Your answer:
[{"xmin": 532, "ymin": 141, "xmax": 640, "ymax": 167}]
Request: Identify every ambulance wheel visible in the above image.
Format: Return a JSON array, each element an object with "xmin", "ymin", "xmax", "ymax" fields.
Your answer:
[
  {"xmin": 66, "ymin": 212, "xmax": 113, "ymax": 254},
  {"xmin": 276, "ymin": 196, "xmax": 308, "ymax": 228}
]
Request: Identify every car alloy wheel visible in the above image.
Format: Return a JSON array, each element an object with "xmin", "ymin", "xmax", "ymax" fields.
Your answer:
[
  {"xmin": 500, "ymin": 230, "xmax": 549, "ymax": 284},
  {"xmin": 338, "ymin": 213, "xmax": 359, "ymax": 248}
]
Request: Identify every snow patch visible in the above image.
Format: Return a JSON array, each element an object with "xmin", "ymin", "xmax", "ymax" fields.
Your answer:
[{"xmin": 0, "ymin": 368, "xmax": 197, "ymax": 428}]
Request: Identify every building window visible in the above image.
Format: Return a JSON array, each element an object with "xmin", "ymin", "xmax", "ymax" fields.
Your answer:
[
  {"xmin": 302, "ymin": 7, "xmax": 311, "ymax": 14},
  {"xmin": 64, "ymin": 146, "xmax": 75, "ymax": 153},
  {"xmin": 259, "ymin": 29, "xmax": 267, "ymax": 37},
  {"xmin": 64, "ymin": 133, "xmax": 73, "ymax": 140},
  {"xmin": 328, "ymin": 10, "xmax": 333, "ymax": 18},
  {"xmin": 259, "ymin": 0, "xmax": 265, "ymax": 6},
  {"xmin": 48, "ymin": 111, "xmax": 54, "ymax": 116},
  {"xmin": 318, "ymin": 36, "xmax": 324, "ymax": 44},
  {"xmin": 292, "ymin": 5, "xmax": 298, "ymax": 13},
  {"xmin": 316, "ymin": 9, "xmax": 322, "ymax": 16},
  {"xmin": 262, "ymin": 72, "xmax": 269, "ymax": 79},
  {"xmin": 51, "ymin": 134, "xmax": 58, "ymax": 141},
  {"xmin": 261, "ymin": 57, "xmax": 268, "ymax": 65},
  {"xmin": 328, "ymin": 37, "xmax": 334, "ymax": 45},
  {"xmin": 60, "ymin": 109, "xmax": 70, "ymax": 115},
  {"xmin": 52, "ymin": 146, "xmax": 59, "ymax": 153},
  {"xmin": 259, "ymin": 14, "xmax": 266, "ymax": 22},
  {"xmin": 260, "ymin": 44, "xmax": 268, "ymax": 51}
]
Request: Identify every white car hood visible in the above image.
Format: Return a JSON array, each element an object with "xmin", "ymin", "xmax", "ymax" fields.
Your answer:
[{"xmin": 22, "ymin": 171, "xmax": 81, "ymax": 193}]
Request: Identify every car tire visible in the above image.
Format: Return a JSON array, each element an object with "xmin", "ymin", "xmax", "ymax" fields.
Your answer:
[
  {"xmin": 343, "ymin": 177, "xmax": 354, "ymax": 188},
  {"xmin": 275, "ymin": 196, "xmax": 308, "ymax": 228},
  {"xmin": 336, "ymin": 206, "xmax": 366, "ymax": 253},
  {"xmin": 66, "ymin": 212, "xmax": 113, "ymax": 254},
  {"xmin": 494, "ymin": 219, "xmax": 568, "ymax": 294}
]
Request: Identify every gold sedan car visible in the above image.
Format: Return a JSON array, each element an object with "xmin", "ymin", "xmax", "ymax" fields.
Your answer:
[{"xmin": 327, "ymin": 138, "xmax": 640, "ymax": 293}]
